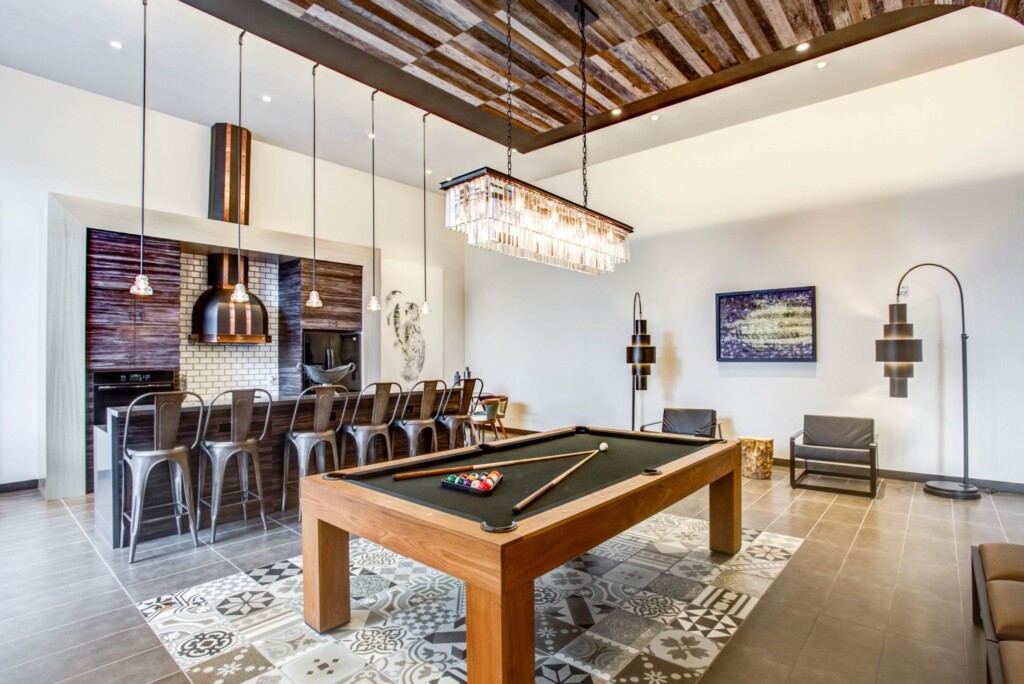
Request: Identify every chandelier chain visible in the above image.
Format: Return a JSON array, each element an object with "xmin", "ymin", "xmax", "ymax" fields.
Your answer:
[
  {"xmin": 505, "ymin": 0, "xmax": 513, "ymax": 176},
  {"xmin": 578, "ymin": 3, "xmax": 588, "ymax": 208},
  {"xmin": 237, "ymin": 30, "xmax": 245, "ymax": 283},
  {"xmin": 423, "ymin": 113, "xmax": 428, "ymax": 304},
  {"xmin": 311, "ymin": 64, "xmax": 318, "ymax": 291}
]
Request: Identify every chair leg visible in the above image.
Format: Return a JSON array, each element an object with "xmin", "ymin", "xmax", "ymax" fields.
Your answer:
[
  {"xmin": 170, "ymin": 461, "xmax": 183, "ymax": 536},
  {"xmin": 248, "ymin": 450, "xmax": 268, "ymax": 532},
  {"xmin": 127, "ymin": 459, "xmax": 156, "ymax": 564},
  {"xmin": 281, "ymin": 440, "xmax": 291, "ymax": 513},
  {"xmin": 324, "ymin": 435, "xmax": 339, "ymax": 472},
  {"xmin": 296, "ymin": 441, "xmax": 318, "ymax": 522},
  {"xmin": 173, "ymin": 457, "xmax": 200, "ymax": 549},
  {"xmin": 238, "ymin": 453, "xmax": 250, "ymax": 521},
  {"xmin": 430, "ymin": 425, "xmax": 438, "ymax": 454},
  {"xmin": 209, "ymin": 452, "xmax": 232, "ymax": 544},
  {"xmin": 383, "ymin": 430, "xmax": 393, "ymax": 461},
  {"xmin": 197, "ymin": 452, "xmax": 207, "ymax": 531},
  {"xmin": 119, "ymin": 459, "xmax": 129, "ymax": 549}
]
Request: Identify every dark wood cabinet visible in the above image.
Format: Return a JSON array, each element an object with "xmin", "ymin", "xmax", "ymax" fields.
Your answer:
[
  {"xmin": 86, "ymin": 230, "xmax": 181, "ymax": 370},
  {"xmin": 278, "ymin": 258, "xmax": 363, "ymax": 396}
]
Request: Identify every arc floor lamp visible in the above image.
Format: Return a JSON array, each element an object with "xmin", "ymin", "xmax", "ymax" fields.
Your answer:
[{"xmin": 875, "ymin": 263, "xmax": 980, "ymax": 500}]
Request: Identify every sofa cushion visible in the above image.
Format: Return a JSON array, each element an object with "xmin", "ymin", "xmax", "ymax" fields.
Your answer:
[
  {"xmin": 1000, "ymin": 640, "xmax": 1024, "ymax": 684},
  {"xmin": 803, "ymin": 415, "xmax": 874, "ymax": 449},
  {"xmin": 981, "ymin": 544, "xmax": 1024, "ymax": 582},
  {"xmin": 988, "ymin": 581, "xmax": 1024, "ymax": 641},
  {"xmin": 793, "ymin": 443, "xmax": 872, "ymax": 465}
]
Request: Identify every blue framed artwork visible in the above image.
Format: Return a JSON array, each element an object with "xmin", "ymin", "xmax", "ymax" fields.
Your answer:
[{"xmin": 716, "ymin": 286, "xmax": 817, "ymax": 362}]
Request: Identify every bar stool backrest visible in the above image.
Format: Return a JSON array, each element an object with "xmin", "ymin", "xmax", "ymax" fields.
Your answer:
[
  {"xmin": 351, "ymin": 382, "xmax": 402, "ymax": 427},
  {"xmin": 289, "ymin": 385, "xmax": 349, "ymax": 434},
  {"xmin": 204, "ymin": 389, "xmax": 273, "ymax": 443},
  {"xmin": 124, "ymin": 391, "xmax": 205, "ymax": 457},
  {"xmin": 400, "ymin": 379, "xmax": 447, "ymax": 422},
  {"xmin": 440, "ymin": 377, "xmax": 484, "ymax": 418}
]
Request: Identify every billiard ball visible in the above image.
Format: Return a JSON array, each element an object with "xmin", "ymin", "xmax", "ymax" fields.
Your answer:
[
  {"xmin": 446, "ymin": 474, "xmax": 458, "ymax": 483},
  {"xmin": 599, "ymin": 442, "xmax": 609, "ymax": 452},
  {"xmin": 479, "ymin": 481, "xmax": 492, "ymax": 491},
  {"xmin": 470, "ymin": 480, "xmax": 482, "ymax": 489}
]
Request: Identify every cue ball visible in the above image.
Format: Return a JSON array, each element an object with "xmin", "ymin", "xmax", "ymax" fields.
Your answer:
[{"xmin": 599, "ymin": 442, "xmax": 609, "ymax": 452}]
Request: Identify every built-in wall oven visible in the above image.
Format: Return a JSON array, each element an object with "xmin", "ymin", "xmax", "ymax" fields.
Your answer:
[{"xmin": 92, "ymin": 370, "xmax": 177, "ymax": 426}]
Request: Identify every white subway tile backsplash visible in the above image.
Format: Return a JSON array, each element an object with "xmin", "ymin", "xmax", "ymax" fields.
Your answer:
[{"xmin": 179, "ymin": 252, "xmax": 280, "ymax": 402}]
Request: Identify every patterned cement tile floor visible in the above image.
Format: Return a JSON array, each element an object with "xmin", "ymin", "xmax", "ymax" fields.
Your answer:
[
  {"xmin": 134, "ymin": 513, "xmax": 800, "ymax": 683},
  {"xmin": 0, "ymin": 470, "xmax": 1021, "ymax": 683}
]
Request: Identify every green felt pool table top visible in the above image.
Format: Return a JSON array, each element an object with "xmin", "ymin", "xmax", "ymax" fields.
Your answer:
[{"xmin": 339, "ymin": 426, "xmax": 722, "ymax": 531}]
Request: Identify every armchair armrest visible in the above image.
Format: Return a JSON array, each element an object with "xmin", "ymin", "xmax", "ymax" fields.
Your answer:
[
  {"xmin": 639, "ymin": 420, "xmax": 663, "ymax": 432},
  {"xmin": 790, "ymin": 429, "xmax": 805, "ymax": 443}
]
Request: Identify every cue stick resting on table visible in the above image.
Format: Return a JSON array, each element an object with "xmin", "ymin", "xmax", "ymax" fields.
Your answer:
[
  {"xmin": 512, "ymin": 442, "xmax": 608, "ymax": 514},
  {"xmin": 392, "ymin": 449, "xmax": 599, "ymax": 480}
]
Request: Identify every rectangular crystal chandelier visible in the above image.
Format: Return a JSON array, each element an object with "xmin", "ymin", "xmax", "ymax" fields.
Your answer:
[{"xmin": 441, "ymin": 167, "xmax": 632, "ymax": 275}]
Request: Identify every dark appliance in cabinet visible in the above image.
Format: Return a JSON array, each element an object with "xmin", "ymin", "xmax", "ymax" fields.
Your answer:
[{"xmin": 302, "ymin": 331, "xmax": 361, "ymax": 391}]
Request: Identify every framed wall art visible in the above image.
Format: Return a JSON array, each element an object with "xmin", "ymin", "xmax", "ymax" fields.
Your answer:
[{"xmin": 716, "ymin": 286, "xmax": 817, "ymax": 362}]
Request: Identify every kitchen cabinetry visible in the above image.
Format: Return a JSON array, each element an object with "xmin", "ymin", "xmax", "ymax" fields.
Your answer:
[
  {"xmin": 86, "ymin": 229, "xmax": 181, "ymax": 369},
  {"xmin": 278, "ymin": 258, "xmax": 362, "ymax": 395}
]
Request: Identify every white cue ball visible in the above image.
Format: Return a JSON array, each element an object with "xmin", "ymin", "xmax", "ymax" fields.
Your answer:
[{"xmin": 599, "ymin": 442, "xmax": 609, "ymax": 452}]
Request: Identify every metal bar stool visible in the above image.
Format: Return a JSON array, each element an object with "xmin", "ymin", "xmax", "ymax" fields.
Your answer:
[
  {"xmin": 281, "ymin": 385, "xmax": 349, "ymax": 520},
  {"xmin": 342, "ymin": 382, "xmax": 402, "ymax": 467},
  {"xmin": 392, "ymin": 379, "xmax": 447, "ymax": 457},
  {"xmin": 197, "ymin": 388, "xmax": 272, "ymax": 543},
  {"xmin": 120, "ymin": 391, "xmax": 203, "ymax": 563},
  {"xmin": 437, "ymin": 377, "xmax": 484, "ymax": 449}
]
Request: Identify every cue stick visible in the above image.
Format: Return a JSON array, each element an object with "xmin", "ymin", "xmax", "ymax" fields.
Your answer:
[
  {"xmin": 392, "ymin": 450, "xmax": 598, "ymax": 481},
  {"xmin": 512, "ymin": 449, "xmax": 599, "ymax": 515}
]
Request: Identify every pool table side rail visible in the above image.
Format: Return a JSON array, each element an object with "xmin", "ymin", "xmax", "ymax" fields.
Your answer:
[{"xmin": 301, "ymin": 436, "xmax": 741, "ymax": 594}]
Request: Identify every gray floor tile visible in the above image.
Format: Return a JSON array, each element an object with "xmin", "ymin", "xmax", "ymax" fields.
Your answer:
[
  {"xmin": 124, "ymin": 560, "xmax": 240, "ymax": 602},
  {"xmin": 0, "ymin": 588, "xmax": 132, "ymax": 644},
  {"xmin": 875, "ymin": 632, "xmax": 967, "ymax": 684},
  {"xmin": 727, "ymin": 600, "xmax": 817, "ymax": 666},
  {"xmin": 820, "ymin": 575, "xmax": 893, "ymax": 631},
  {"xmin": 56, "ymin": 645, "xmax": 180, "ymax": 684},
  {"xmin": 0, "ymin": 573, "xmax": 124, "ymax": 621},
  {"xmin": 0, "ymin": 605, "xmax": 146, "ymax": 669},
  {"xmin": 886, "ymin": 588, "xmax": 965, "ymax": 651},
  {"xmin": 792, "ymin": 615, "xmax": 885, "ymax": 684}
]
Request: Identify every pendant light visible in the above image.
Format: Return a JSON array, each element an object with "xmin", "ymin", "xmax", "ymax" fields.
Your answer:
[
  {"xmin": 366, "ymin": 90, "xmax": 381, "ymax": 312},
  {"xmin": 440, "ymin": 0, "xmax": 632, "ymax": 275},
  {"xmin": 305, "ymin": 63, "xmax": 323, "ymax": 308},
  {"xmin": 421, "ymin": 112, "xmax": 430, "ymax": 316},
  {"xmin": 229, "ymin": 30, "xmax": 250, "ymax": 304},
  {"xmin": 129, "ymin": 0, "xmax": 153, "ymax": 296}
]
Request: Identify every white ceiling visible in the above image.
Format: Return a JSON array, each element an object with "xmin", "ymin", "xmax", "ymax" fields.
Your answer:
[{"xmin": 0, "ymin": 1, "xmax": 1021, "ymax": 191}]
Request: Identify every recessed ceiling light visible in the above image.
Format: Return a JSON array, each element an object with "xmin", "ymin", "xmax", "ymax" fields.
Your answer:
[
  {"xmin": 425, "ymin": 169, "xmax": 432, "ymax": 174},
  {"xmin": 611, "ymin": 108, "xmax": 622, "ymax": 116},
  {"xmin": 261, "ymin": 94, "xmax": 272, "ymax": 103},
  {"xmin": 109, "ymin": 40, "xmax": 123, "ymax": 50},
  {"xmin": 816, "ymin": 61, "xmax": 828, "ymax": 70},
  {"xmin": 368, "ymin": 132, "xmax": 375, "ymax": 139},
  {"xmin": 512, "ymin": 148, "xmax": 518, "ymax": 153},
  {"xmin": 795, "ymin": 42, "xmax": 810, "ymax": 52},
  {"xmin": 650, "ymin": 114, "xmax": 660, "ymax": 121},
  {"xmin": 445, "ymin": 176, "xmax": 452, "ymax": 181}
]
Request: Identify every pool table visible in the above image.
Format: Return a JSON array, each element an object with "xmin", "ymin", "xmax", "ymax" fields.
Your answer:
[{"xmin": 301, "ymin": 426, "xmax": 741, "ymax": 683}]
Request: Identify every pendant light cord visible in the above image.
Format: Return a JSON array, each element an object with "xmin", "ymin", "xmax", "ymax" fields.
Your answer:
[
  {"xmin": 578, "ymin": 3, "xmax": 588, "ymax": 208},
  {"xmin": 371, "ymin": 90, "xmax": 378, "ymax": 300},
  {"xmin": 237, "ymin": 30, "xmax": 246, "ymax": 285},
  {"xmin": 139, "ymin": 0, "xmax": 148, "ymax": 274},
  {"xmin": 311, "ymin": 64, "xmax": 319, "ymax": 292},
  {"xmin": 422, "ymin": 112, "xmax": 428, "ymax": 305},
  {"xmin": 505, "ymin": 0, "xmax": 513, "ymax": 176}
]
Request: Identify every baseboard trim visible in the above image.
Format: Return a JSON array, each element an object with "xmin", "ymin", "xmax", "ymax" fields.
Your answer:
[
  {"xmin": 0, "ymin": 479, "xmax": 39, "ymax": 494},
  {"xmin": 776, "ymin": 458, "xmax": 1024, "ymax": 495}
]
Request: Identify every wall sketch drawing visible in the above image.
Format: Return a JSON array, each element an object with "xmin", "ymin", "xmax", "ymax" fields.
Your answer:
[
  {"xmin": 385, "ymin": 290, "xmax": 426, "ymax": 383},
  {"xmin": 380, "ymin": 260, "xmax": 444, "ymax": 384}
]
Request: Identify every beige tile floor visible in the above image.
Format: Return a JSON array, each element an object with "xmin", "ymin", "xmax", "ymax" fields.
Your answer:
[{"xmin": 0, "ymin": 468, "xmax": 1020, "ymax": 683}]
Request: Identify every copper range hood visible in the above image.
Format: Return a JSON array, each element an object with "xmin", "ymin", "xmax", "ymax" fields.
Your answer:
[{"xmin": 190, "ymin": 254, "xmax": 271, "ymax": 344}]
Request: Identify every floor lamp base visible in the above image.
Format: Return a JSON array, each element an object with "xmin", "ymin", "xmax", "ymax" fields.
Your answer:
[{"xmin": 924, "ymin": 480, "xmax": 981, "ymax": 500}]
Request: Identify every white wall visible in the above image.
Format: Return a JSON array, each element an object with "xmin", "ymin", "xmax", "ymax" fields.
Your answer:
[
  {"xmin": 0, "ymin": 65, "xmax": 464, "ymax": 485},
  {"xmin": 464, "ymin": 48, "xmax": 1024, "ymax": 485}
]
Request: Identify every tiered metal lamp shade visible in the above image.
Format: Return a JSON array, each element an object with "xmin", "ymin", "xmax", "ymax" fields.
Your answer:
[
  {"xmin": 875, "ymin": 303, "xmax": 923, "ymax": 398},
  {"xmin": 627, "ymin": 319, "xmax": 657, "ymax": 391}
]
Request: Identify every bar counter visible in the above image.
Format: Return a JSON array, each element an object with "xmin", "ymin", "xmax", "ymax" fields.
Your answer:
[{"xmin": 93, "ymin": 389, "xmax": 461, "ymax": 548}]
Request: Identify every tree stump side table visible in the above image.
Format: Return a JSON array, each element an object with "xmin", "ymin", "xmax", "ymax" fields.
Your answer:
[{"xmin": 739, "ymin": 437, "xmax": 773, "ymax": 479}]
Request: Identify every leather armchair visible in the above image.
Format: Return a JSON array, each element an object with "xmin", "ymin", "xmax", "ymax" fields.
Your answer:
[{"xmin": 790, "ymin": 414, "xmax": 877, "ymax": 497}]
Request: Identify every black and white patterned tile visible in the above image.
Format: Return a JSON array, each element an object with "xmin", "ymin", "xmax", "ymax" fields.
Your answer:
[{"xmin": 136, "ymin": 516, "xmax": 802, "ymax": 683}]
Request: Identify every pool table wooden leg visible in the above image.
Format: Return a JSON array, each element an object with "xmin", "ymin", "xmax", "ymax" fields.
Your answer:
[
  {"xmin": 466, "ymin": 580, "xmax": 534, "ymax": 683},
  {"xmin": 303, "ymin": 514, "xmax": 350, "ymax": 633},
  {"xmin": 708, "ymin": 465, "xmax": 742, "ymax": 554}
]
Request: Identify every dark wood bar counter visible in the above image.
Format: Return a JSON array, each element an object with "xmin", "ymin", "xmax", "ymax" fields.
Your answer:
[{"xmin": 93, "ymin": 389, "xmax": 461, "ymax": 547}]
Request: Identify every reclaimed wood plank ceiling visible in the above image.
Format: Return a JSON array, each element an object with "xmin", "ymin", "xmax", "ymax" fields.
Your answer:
[{"xmin": 187, "ymin": 0, "xmax": 1023, "ymax": 151}]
